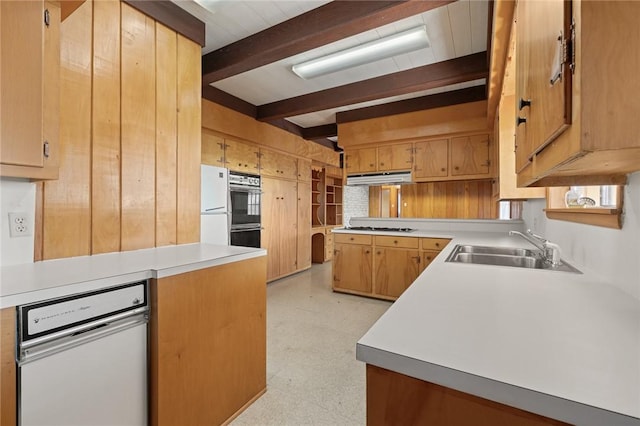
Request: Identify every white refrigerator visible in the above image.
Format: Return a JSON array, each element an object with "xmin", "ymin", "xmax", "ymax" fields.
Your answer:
[{"xmin": 201, "ymin": 165, "xmax": 230, "ymax": 245}]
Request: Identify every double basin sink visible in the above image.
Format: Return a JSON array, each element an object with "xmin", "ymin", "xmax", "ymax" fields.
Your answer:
[{"xmin": 445, "ymin": 245, "xmax": 581, "ymax": 273}]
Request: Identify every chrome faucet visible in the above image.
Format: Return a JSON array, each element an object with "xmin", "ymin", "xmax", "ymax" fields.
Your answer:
[{"xmin": 509, "ymin": 229, "xmax": 561, "ymax": 267}]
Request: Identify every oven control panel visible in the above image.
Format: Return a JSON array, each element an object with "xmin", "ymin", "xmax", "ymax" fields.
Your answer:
[{"xmin": 229, "ymin": 172, "xmax": 260, "ymax": 187}]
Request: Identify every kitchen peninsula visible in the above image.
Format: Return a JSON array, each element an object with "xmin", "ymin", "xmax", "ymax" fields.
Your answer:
[
  {"xmin": 338, "ymin": 219, "xmax": 639, "ymax": 426},
  {"xmin": 0, "ymin": 244, "xmax": 267, "ymax": 426}
]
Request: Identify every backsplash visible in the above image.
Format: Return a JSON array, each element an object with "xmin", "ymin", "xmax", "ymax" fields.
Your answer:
[
  {"xmin": 0, "ymin": 178, "xmax": 36, "ymax": 266},
  {"xmin": 343, "ymin": 185, "xmax": 368, "ymax": 227},
  {"xmin": 523, "ymin": 172, "xmax": 640, "ymax": 300}
]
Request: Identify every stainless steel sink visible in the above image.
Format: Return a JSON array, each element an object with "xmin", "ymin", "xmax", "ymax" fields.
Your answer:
[{"xmin": 445, "ymin": 245, "xmax": 581, "ymax": 273}]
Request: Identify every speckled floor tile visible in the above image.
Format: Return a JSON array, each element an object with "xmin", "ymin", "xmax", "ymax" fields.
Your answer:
[{"xmin": 231, "ymin": 263, "xmax": 391, "ymax": 425}]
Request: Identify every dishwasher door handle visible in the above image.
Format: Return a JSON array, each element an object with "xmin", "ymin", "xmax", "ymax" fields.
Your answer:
[{"xmin": 19, "ymin": 313, "xmax": 147, "ymax": 365}]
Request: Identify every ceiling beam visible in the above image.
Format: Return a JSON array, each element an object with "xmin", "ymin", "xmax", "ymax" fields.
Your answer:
[
  {"xmin": 202, "ymin": 85, "xmax": 257, "ymax": 118},
  {"xmin": 256, "ymin": 52, "xmax": 488, "ymax": 122},
  {"xmin": 201, "ymin": 0, "xmax": 455, "ymax": 85},
  {"xmin": 336, "ymin": 85, "xmax": 487, "ymax": 124},
  {"xmin": 301, "ymin": 124, "xmax": 338, "ymax": 141}
]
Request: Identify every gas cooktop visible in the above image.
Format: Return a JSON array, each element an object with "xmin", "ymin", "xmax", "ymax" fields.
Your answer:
[{"xmin": 345, "ymin": 226, "xmax": 415, "ymax": 232}]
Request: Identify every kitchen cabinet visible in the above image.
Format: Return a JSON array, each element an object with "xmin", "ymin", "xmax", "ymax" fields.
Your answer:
[
  {"xmin": 377, "ymin": 143, "xmax": 413, "ymax": 171},
  {"xmin": 373, "ymin": 236, "xmax": 420, "ymax": 299},
  {"xmin": 311, "ymin": 226, "xmax": 334, "ymax": 264},
  {"xmin": 450, "ymin": 134, "xmax": 491, "ymax": 177},
  {"xmin": 333, "ymin": 234, "xmax": 373, "ymax": 294},
  {"xmin": 201, "ymin": 129, "xmax": 225, "ymax": 168},
  {"xmin": 413, "ymin": 139, "xmax": 448, "ymax": 179},
  {"xmin": 297, "ymin": 181, "xmax": 312, "ymax": 270},
  {"xmin": 1, "ymin": 307, "xmax": 16, "ymax": 425},
  {"xmin": 262, "ymin": 177, "xmax": 298, "ymax": 281},
  {"xmin": 325, "ymin": 175, "xmax": 343, "ymax": 226},
  {"xmin": 333, "ymin": 233, "xmax": 450, "ymax": 300},
  {"xmin": 1, "ymin": 0, "xmax": 59, "ymax": 180},
  {"xmin": 260, "ymin": 148, "xmax": 298, "ymax": 180},
  {"xmin": 345, "ymin": 148, "xmax": 377, "ymax": 174},
  {"xmin": 150, "ymin": 257, "xmax": 267, "ymax": 426},
  {"xmin": 515, "ymin": 1, "xmax": 640, "ymax": 186},
  {"xmin": 225, "ymin": 138, "xmax": 259, "ymax": 174},
  {"xmin": 298, "ymin": 158, "xmax": 311, "ymax": 182}
]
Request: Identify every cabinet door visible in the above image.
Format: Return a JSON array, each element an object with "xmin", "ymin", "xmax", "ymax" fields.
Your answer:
[
  {"xmin": 225, "ymin": 138, "xmax": 259, "ymax": 174},
  {"xmin": 201, "ymin": 129, "xmax": 225, "ymax": 167},
  {"xmin": 345, "ymin": 148, "xmax": 377, "ymax": 174},
  {"xmin": 378, "ymin": 143, "xmax": 413, "ymax": 171},
  {"xmin": 261, "ymin": 177, "xmax": 280, "ymax": 280},
  {"xmin": 279, "ymin": 180, "xmax": 298, "ymax": 277},
  {"xmin": 297, "ymin": 159, "xmax": 311, "ymax": 182},
  {"xmin": 517, "ymin": 0, "xmax": 571, "ymax": 161},
  {"xmin": 450, "ymin": 135, "xmax": 490, "ymax": 177},
  {"xmin": 260, "ymin": 149, "xmax": 297, "ymax": 180},
  {"xmin": 414, "ymin": 139, "xmax": 448, "ymax": 179},
  {"xmin": 297, "ymin": 182, "xmax": 311, "ymax": 270},
  {"xmin": 374, "ymin": 248, "xmax": 420, "ymax": 298},
  {"xmin": 421, "ymin": 250, "xmax": 440, "ymax": 273},
  {"xmin": 333, "ymin": 243, "xmax": 372, "ymax": 293}
]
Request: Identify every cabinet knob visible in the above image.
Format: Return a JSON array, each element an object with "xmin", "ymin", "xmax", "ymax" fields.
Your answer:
[
  {"xmin": 369, "ymin": 163, "xmax": 374, "ymax": 167},
  {"xmin": 377, "ymin": 251, "xmax": 381, "ymax": 255},
  {"xmin": 517, "ymin": 117, "xmax": 527, "ymax": 126},
  {"xmin": 441, "ymin": 168, "xmax": 446, "ymax": 172},
  {"xmin": 435, "ymin": 242, "xmax": 440, "ymax": 247},
  {"xmin": 393, "ymin": 240, "xmax": 398, "ymax": 244},
  {"xmin": 380, "ymin": 162, "xmax": 385, "ymax": 166},
  {"xmin": 365, "ymin": 250, "xmax": 370, "ymax": 254},
  {"xmin": 454, "ymin": 166, "xmax": 459, "ymax": 171},
  {"xmin": 519, "ymin": 98, "xmax": 531, "ymax": 110}
]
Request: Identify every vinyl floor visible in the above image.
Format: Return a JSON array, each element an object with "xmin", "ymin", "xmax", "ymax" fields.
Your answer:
[{"xmin": 230, "ymin": 262, "xmax": 392, "ymax": 426}]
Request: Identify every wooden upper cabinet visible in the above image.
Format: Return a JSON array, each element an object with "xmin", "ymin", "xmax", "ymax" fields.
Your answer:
[
  {"xmin": 515, "ymin": 0, "xmax": 571, "ymax": 166},
  {"xmin": 377, "ymin": 143, "xmax": 413, "ymax": 171},
  {"xmin": 260, "ymin": 149, "xmax": 297, "ymax": 180},
  {"xmin": 201, "ymin": 129, "xmax": 225, "ymax": 167},
  {"xmin": 225, "ymin": 138, "xmax": 259, "ymax": 174},
  {"xmin": 414, "ymin": 139, "xmax": 448, "ymax": 179},
  {"xmin": 345, "ymin": 148, "xmax": 377, "ymax": 174},
  {"xmin": 1, "ymin": 0, "xmax": 59, "ymax": 179},
  {"xmin": 297, "ymin": 158, "xmax": 311, "ymax": 182},
  {"xmin": 450, "ymin": 135, "xmax": 490, "ymax": 177}
]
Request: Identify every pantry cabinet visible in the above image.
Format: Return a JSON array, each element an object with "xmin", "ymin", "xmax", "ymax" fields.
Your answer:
[
  {"xmin": 261, "ymin": 177, "xmax": 298, "ymax": 281},
  {"xmin": 515, "ymin": 1, "xmax": 640, "ymax": 186},
  {"xmin": 1, "ymin": 0, "xmax": 59, "ymax": 180}
]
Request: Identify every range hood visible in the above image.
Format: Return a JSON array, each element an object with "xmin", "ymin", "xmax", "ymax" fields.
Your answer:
[{"xmin": 346, "ymin": 171, "xmax": 412, "ymax": 186}]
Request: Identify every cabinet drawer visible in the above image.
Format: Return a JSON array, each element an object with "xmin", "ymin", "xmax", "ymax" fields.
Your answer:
[
  {"xmin": 325, "ymin": 233, "xmax": 334, "ymax": 245},
  {"xmin": 421, "ymin": 238, "xmax": 450, "ymax": 251},
  {"xmin": 374, "ymin": 236, "xmax": 419, "ymax": 249},
  {"xmin": 334, "ymin": 233, "xmax": 372, "ymax": 245}
]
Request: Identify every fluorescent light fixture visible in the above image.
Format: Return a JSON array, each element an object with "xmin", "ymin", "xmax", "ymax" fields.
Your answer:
[{"xmin": 292, "ymin": 26, "xmax": 430, "ymax": 80}]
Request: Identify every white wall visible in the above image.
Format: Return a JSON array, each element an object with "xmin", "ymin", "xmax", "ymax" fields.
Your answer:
[
  {"xmin": 522, "ymin": 172, "xmax": 640, "ymax": 300},
  {"xmin": 0, "ymin": 178, "xmax": 36, "ymax": 266},
  {"xmin": 343, "ymin": 185, "xmax": 368, "ymax": 227}
]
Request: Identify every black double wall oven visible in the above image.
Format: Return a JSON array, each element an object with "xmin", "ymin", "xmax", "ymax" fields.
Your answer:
[{"xmin": 229, "ymin": 171, "xmax": 261, "ymax": 248}]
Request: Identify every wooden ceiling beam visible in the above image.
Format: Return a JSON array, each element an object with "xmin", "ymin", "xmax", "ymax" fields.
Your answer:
[
  {"xmin": 336, "ymin": 85, "xmax": 487, "ymax": 124},
  {"xmin": 123, "ymin": 0, "xmax": 205, "ymax": 46},
  {"xmin": 201, "ymin": 0, "xmax": 455, "ymax": 84},
  {"xmin": 257, "ymin": 52, "xmax": 488, "ymax": 122},
  {"xmin": 301, "ymin": 124, "xmax": 338, "ymax": 140}
]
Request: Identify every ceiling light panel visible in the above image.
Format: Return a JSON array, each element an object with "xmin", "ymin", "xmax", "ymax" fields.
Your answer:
[{"xmin": 291, "ymin": 26, "xmax": 430, "ymax": 79}]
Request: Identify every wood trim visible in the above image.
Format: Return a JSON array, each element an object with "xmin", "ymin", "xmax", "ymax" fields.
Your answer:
[
  {"xmin": 202, "ymin": 0, "xmax": 455, "ymax": 84},
  {"xmin": 337, "ymin": 85, "xmax": 487, "ymax": 124},
  {"xmin": 486, "ymin": 0, "xmax": 515, "ymax": 128},
  {"xmin": 257, "ymin": 52, "xmax": 488, "ymax": 122},
  {"xmin": 524, "ymin": 174, "xmax": 628, "ymax": 188},
  {"xmin": 545, "ymin": 209, "xmax": 623, "ymax": 229},
  {"xmin": 33, "ymin": 182, "xmax": 44, "ymax": 262},
  {"xmin": 0, "ymin": 308, "xmax": 16, "ymax": 426},
  {"xmin": 60, "ymin": 0, "xmax": 86, "ymax": 21},
  {"xmin": 122, "ymin": 0, "xmax": 205, "ymax": 46},
  {"xmin": 367, "ymin": 365, "xmax": 570, "ymax": 426}
]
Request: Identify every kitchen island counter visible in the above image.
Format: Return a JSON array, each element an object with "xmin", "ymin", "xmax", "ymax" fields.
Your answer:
[
  {"xmin": 0, "ymin": 243, "xmax": 266, "ymax": 308},
  {"xmin": 347, "ymin": 225, "xmax": 640, "ymax": 426}
]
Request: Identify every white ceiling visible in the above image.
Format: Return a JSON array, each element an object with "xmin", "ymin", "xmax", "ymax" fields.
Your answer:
[{"xmin": 173, "ymin": 0, "xmax": 489, "ymax": 130}]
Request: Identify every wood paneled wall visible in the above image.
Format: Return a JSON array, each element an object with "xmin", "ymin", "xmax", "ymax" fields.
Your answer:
[
  {"xmin": 37, "ymin": 0, "xmax": 201, "ymax": 260},
  {"xmin": 369, "ymin": 180, "xmax": 497, "ymax": 219}
]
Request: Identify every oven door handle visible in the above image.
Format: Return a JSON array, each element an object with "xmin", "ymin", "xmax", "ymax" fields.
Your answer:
[
  {"xmin": 229, "ymin": 184, "xmax": 262, "ymax": 193},
  {"xmin": 230, "ymin": 227, "xmax": 263, "ymax": 233}
]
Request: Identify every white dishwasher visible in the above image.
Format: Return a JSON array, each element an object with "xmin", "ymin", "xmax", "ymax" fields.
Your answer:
[{"xmin": 16, "ymin": 280, "xmax": 149, "ymax": 426}]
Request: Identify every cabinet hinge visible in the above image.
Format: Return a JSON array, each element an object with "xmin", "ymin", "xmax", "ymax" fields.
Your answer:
[
  {"xmin": 43, "ymin": 141, "xmax": 50, "ymax": 158},
  {"xmin": 44, "ymin": 9, "xmax": 50, "ymax": 27},
  {"xmin": 569, "ymin": 18, "xmax": 576, "ymax": 74}
]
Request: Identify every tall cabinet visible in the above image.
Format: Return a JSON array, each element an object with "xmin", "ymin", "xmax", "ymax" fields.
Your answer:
[{"xmin": 262, "ymin": 177, "xmax": 298, "ymax": 281}]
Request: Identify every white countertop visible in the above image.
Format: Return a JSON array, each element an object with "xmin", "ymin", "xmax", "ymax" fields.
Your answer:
[
  {"xmin": 0, "ymin": 243, "xmax": 266, "ymax": 308},
  {"xmin": 343, "ymin": 229, "xmax": 640, "ymax": 425}
]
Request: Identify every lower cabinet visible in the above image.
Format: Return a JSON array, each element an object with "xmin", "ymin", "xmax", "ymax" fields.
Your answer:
[
  {"xmin": 333, "ymin": 234, "xmax": 373, "ymax": 294},
  {"xmin": 366, "ymin": 365, "xmax": 570, "ymax": 426},
  {"xmin": 150, "ymin": 256, "xmax": 267, "ymax": 426},
  {"xmin": 332, "ymin": 234, "xmax": 450, "ymax": 301}
]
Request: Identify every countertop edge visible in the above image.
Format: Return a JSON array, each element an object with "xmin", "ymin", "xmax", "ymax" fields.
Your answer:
[{"xmin": 356, "ymin": 344, "xmax": 639, "ymax": 426}]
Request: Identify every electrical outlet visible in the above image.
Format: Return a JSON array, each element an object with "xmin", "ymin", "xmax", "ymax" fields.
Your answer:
[{"xmin": 8, "ymin": 212, "xmax": 31, "ymax": 237}]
